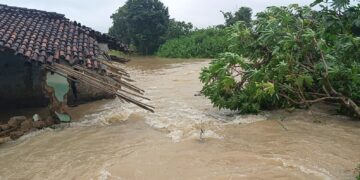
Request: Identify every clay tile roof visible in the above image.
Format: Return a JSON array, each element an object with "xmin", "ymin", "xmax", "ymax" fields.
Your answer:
[{"xmin": 0, "ymin": 4, "xmax": 128, "ymax": 64}]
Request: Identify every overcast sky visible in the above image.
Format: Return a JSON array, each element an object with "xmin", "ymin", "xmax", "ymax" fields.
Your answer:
[{"xmin": 1, "ymin": 0, "xmax": 314, "ymax": 33}]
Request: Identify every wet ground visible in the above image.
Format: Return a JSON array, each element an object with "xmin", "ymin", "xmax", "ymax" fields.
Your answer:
[{"xmin": 0, "ymin": 57, "xmax": 359, "ymax": 180}]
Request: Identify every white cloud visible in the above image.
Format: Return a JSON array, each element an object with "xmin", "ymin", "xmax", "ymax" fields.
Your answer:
[{"xmin": 1, "ymin": 0, "xmax": 314, "ymax": 33}]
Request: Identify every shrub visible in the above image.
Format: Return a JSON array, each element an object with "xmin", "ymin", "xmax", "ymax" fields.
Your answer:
[
  {"xmin": 200, "ymin": 2, "xmax": 360, "ymax": 117},
  {"xmin": 157, "ymin": 28, "xmax": 228, "ymax": 58}
]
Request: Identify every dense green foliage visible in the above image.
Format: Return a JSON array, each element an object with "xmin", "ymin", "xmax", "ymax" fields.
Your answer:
[
  {"xmin": 157, "ymin": 28, "xmax": 228, "ymax": 58},
  {"xmin": 222, "ymin": 7, "xmax": 252, "ymax": 27},
  {"xmin": 109, "ymin": 0, "xmax": 170, "ymax": 55},
  {"xmin": 156, "ymin": 6, "xmax": 253, "ymax": 59},
  {"xmin": 165, "ymin": 19, "xmax": 193, "ymax": 40},
  {"xmin": 200, "ymin": 0, "xmax": 360, "ymax": 117}
]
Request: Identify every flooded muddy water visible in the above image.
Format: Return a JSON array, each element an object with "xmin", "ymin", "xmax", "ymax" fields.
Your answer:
[{"xmin": 0, "ymin": 57, "xmax": 359, "ymax": 180}]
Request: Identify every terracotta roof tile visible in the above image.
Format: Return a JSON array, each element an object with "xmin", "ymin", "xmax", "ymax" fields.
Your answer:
[{"xmin": 0, "ymin": 4, "xmax": 128, "ymax": 65}]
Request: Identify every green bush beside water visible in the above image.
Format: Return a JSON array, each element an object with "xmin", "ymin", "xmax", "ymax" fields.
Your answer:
[
  {"xmin": 200, "ymin": 1, "xmax": 360, "ymax": 117},
  {"xmin": 156, "ymin": 28, "xmax": 228, "ymax": 58}
]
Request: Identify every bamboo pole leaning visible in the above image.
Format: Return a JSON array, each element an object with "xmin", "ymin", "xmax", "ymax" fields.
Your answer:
[
  {"xmin": 73, "ymin": 65, "xmax": 144, "ymax": 94},
  {"xmin": 101, "ymin": 60, "xmax": 129, "ymax": 76},
  {"xmin": 44, "ymin": 63, "xmax": 155, "ymax": 113}
]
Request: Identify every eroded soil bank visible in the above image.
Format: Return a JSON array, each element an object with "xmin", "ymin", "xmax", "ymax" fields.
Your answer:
[{"xmin": 0, "ymin": 57, "xmax": 359, "ymax": 180}]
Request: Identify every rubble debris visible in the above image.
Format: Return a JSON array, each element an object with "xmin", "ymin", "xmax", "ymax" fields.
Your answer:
[{"xmin": 0, "ymin": 115, "xmax": 57, "ymax": 143}]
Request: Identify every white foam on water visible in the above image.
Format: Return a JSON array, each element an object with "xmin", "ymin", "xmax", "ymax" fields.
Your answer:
[
  {"xmin": 219, "ymin": 114, "xmax": 268, "ymax": 125},
  {"xmin": 143, "ymin": 101, "xmax": 222, "ymax": 142},
  {"xmin": 6, "ymin": 127, "xmax": 56, "ymax": 144},
  {"xmin": 21, "ymin": 127, "xmax": 54, "ymax": 138},
  {"xmin": 97, "ymin": 163, "xmax": 124, "ymax": 180},
  {"xmin": 2, "ymin": 102, "xmax": 133, "ymax": 145},
  {"xmin": 98, "ymin": 168, "xmax": 112, "ymax": 180},
  {"xmin": 71, "ymin": 99, "xmax": 133, "ymax": 127},
  {"xmin": 141, "ymin": 100, "xmax": 268, "ymax": 142},
  {"xmin": 270, "ymin": 157, "xmax": 333, "ymax": 180},
  {"xmin": 13, "ymin": 97, "xmax": 268, "ymax": 144}
]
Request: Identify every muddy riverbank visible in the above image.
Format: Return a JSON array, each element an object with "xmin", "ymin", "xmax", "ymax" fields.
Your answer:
[{"xmin": 0, "ymin": 57, "xmax": 359, "ymax": 179}]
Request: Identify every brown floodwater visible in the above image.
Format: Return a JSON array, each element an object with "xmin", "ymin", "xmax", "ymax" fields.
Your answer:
[{"xmin": 0, "ymin": 56, "xmax": 359, "ymax": 180}]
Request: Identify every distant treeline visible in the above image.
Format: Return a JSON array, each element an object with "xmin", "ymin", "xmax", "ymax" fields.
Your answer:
[
  {"xmin": 108, "ymin": 0, "xmax": 251, "ymax": 57},
  {"xmin": 156, "ymin": 7, "xmax": 252, "ymax": 58}
]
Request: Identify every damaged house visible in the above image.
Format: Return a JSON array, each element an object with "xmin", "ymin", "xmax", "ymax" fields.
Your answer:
[{"xmin": 0, "ymin": 4, "xmax": 153, "ymax": 125}]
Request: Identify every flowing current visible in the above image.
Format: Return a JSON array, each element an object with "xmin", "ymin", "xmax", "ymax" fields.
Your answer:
[{"xmin": 0, "ymin": 57, "xmax": 359, "ymax": 180}]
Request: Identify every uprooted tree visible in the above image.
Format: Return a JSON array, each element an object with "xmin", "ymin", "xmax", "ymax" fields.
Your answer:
[{"xmin": 200, "ymin": 0, "xmax": 360, "ymax": 118}]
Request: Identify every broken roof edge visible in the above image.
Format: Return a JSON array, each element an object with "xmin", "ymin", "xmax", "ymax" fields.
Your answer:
[
  {"xmin": 0, "ymin": 4, "xmax": 153, "ymax": 112},
  {"xmin": 0, "ymin": 4, "xmax": 129, "ymax": 52}
]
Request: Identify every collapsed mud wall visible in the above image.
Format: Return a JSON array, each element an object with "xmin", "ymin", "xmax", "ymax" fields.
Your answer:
[
  {"xmin": 67, "ymin": 43, "xmax": 115, "ymax": 105},
  {"xmin": 0, "ymin": 53, "xmax": 114, "ymax": 109},
  {"xmin": 67, "ymin": 82, "xmax": 115, "ymax": 106},
  {"xmin": 0, "ymin": 53, "xmax": 48, "ymax": 108}
]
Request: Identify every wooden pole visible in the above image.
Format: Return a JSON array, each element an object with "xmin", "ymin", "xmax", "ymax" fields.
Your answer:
[{"xmin": 44, "ymin": 63, "xmax": 154, "ymax": 112}]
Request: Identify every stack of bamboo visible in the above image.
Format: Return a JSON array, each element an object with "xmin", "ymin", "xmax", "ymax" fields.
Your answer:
[{"xmin": 44, "ymin": 60, "xmax": 154, "ymax": 112}]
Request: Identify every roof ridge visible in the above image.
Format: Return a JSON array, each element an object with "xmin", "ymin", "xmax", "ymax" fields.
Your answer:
[
  {"xmin": 0, "ymin": 4, "xmax": 65, "ymax": 19},
  {"xmin": 0, "ymin": 4, "xmax": 128, "ymax": 52}
]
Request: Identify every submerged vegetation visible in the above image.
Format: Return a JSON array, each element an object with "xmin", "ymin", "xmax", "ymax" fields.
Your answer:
[{"xmin": 200, "ymin": 0, "xmax": 360, "ymax": 118}]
